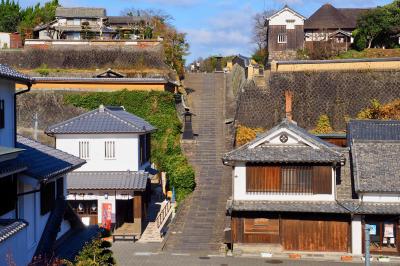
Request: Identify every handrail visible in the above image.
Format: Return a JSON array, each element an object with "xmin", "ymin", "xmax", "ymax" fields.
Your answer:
[{"xmin": 156, "ymin": 200, "xmax": 172, "ymax": 229}]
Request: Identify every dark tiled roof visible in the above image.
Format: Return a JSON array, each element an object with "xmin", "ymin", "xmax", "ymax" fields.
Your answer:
[
  {"xmin": 67, "ymin": 171, "xmax": 148, "ymax": 190},
  {"xmin": 33, "ymin": 76, "xmax": 168, "ymax": 84},
  {"xmin": 0, "ymin": 159, "xmax": 27, "ymax": 178},
  {"xmin": 55, "ymin": 7, "xmax": 106, "ymax": 18},
  {"xmin": 0, "ymin": 64, "xmax": 34, "ymax": 85},
  {"xmin": 223, "ymin": 119, "xmax": 344, "ymax": 164},
  {"xmin": 304, "ymin": 4, "xmax": 370, "ymax": 30},
  {"xmin": 107, "ymin": 16, "xmax": 151, "ymax": 24},
  {"xmin": 228, "ymin": 200, "xmax": 400, "ymax": 215},
  {"xmin": 0, "ymin": 220, "xmax": 28, "ymax": 243},
  {"xmin": 46, "ymin": 106, "xmax": 156, "ymax": 135},
  {"xmin": 16, "ymin": 135, "xmax": 85, "ymax": 181},
  {"xmin": 352, "ymin": 140, "xmax": 400, "ymax": 193},
  {"xmin": 229, "ymin": 200, "xmax": 349, "ymax": 214},
  {"xmin": 348, "ymin": 119, "xmax": 400, "ymax": 141}
]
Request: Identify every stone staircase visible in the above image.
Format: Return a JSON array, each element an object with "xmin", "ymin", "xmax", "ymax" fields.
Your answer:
[
  {"xmin": 139, "ymin": 190, "xmax": 173, "ymax": 243},
  {"xmin": 162, "ymin": 73, "xmax": 232, "ymax": 254}
]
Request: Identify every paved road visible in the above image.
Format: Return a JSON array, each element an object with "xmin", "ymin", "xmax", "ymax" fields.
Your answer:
[
  {"xmin": 163, "ymin": 73, "xmax": 232, "ymax": 253},
  {"xmin": 112, "ymin": 242, "xmax": 387, "ymax": 266}
]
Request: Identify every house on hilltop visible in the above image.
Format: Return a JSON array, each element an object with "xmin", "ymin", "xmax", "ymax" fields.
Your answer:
[
  {"xmin": 34, "ymin": 7, "xmax": 113, "ymax": 40},
  {"xmin": 34, "ymin": 7, "xmax": 155, "ymax": 41},
  {"xmin": 0, "ymin": 64, "xmax": 93, "ymax": 265},
  {"xmin": 223, "ymin": 117, "xmax": 400, "ymax": 255},
  {"xmin": 266, "ymin": 5, "xmax": 306, "ymax": 61},
  {"xmin": 304, "ymin": 4, "xmax": 370, "ymax": 50},
  {"xmin": 45, "ymin": 105, "xmax": 156, "ymax": 236}
]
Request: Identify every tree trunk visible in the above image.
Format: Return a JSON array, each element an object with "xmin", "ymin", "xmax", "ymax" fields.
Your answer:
[{"xmin": 368, "ymin": 39, "xmax": 373, "ymax": 49}]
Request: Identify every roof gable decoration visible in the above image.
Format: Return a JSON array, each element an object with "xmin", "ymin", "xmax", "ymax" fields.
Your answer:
[
  {"xmin": 94, "ymin": 68, "xmax": 126, "ymax": 78},
  {"xmin": 248, "ymin": 127, "xmax": 319, "ymax": 150},
  {"xmin": 267, "ymin": 5, "xmax": 306, "ymax": 21}
]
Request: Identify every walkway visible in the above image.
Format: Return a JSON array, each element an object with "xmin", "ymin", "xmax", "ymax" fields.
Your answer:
[{"xmin": 162, "ymin": 73, "xmax": 232, "ymax": 254}]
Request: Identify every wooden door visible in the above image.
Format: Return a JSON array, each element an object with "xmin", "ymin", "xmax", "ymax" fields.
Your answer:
[{"xmin": 281, "ymin": 218, "xmax": 349, "ymax": 252}]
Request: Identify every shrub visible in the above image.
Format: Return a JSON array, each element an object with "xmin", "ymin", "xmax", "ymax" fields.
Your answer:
[
  {"xmin": 357, "ymin": 99, "xmax": 400, "ymax": 120},
  {"xmin": 74, "ymin": 238, "xmax": 114, "ymax": 265},
  {"xmin": 64, "ymin": 90, "xmax": 195, "ymax": 201},
  {"xmin": 235, "ymin": 125, "xmax": 264, "ymax": 146},
  {"xmin": 311, "ymin": 114, "xmax": 333, "ymax": 134}
]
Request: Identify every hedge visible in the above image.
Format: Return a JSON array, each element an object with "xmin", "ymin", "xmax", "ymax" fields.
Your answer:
[{"xmin": 63, "ymin": 90, "xmax": 195, "ymax": 201}]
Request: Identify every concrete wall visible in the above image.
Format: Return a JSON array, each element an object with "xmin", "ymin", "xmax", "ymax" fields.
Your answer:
[
  {"xmin": 271, "ymin": 58, "xmax": 400, "ymax": 72},
  {"xmin": 0, "ymin": 79, "xmax": 15, "ymax": 147},
  {"xmin": 24, "ymin": 39, "xmax": 161, "ymax": 48},
  {"xmin": 56, "ymin": 133, "xmax": 140, "ymax": 172}
]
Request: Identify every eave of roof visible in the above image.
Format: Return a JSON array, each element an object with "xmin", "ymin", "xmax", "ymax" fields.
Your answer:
[
  {"xmin": 0, "ymin": 64, "xmax": 35, "ymax": 85},
  {"xmin": 67, "ymin": 171, "xmax": 148, "ymax": 190},
  {"xmin": 33, "ymin": 77, "xmax": 168, "ymax": 84},
  {"xmin": 0, "ymin": 220, "xmax": 28, "ymax": 243}
]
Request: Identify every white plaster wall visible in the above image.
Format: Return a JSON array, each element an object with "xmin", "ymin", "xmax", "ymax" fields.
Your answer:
[
  {"xmin": 269, "ymin": 9, "xmax": 304, "ymax": 27},
  {"xmin": 0, "ymin": 33, "xmax": 10, "ymax": 48},
  {"xmin": 233, "ymin": 163, "xmax": 335, "ymax": 201},
  {"xmin": 351, "ymin": 215, "xmax": 362, "ymax": 255},
  {"xmin": 0, "ymin": 79, "xmax": 15, "ymax": 147},
  {"xmin": 361, "ymin": 193, "xmax": 400, "ymax": 202},
  {"xmin": 56, "ymin": 133, "xmax": 140, "ymax": 172},
  {"xmin": 0, "ymin": 228, "xmax": 29, "ymax": 266}
]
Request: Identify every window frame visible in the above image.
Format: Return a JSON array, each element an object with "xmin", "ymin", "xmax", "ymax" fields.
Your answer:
[
  {"xmin": 0, "ymin": 99, "xmax": 5, "ymax": 129},
  {"xmin": 79, "ymin": 141, "xmax": 90, "ymax": 159},
  {"xmin": 104, "ymin": 140, "xmax": 116, "ymax": 159},
  {"xmin": 277, "ymin": 33, "xmax": 287, "ymax": 44},
  {"xmin": 0, "ymin": 175, "xmax": 17, "ymax": 216},
  {"xmin": 40, "ymin": 181, "xmax": 55, "ymax": 215}
]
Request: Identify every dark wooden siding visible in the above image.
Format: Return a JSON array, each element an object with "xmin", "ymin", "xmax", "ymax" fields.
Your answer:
[
  {"xmin": 268, "ymin": 25, "xmax": 304, "ymax": 53},
  {"xmin": 281, "ymin": 218, "xmax": 349, "ymax": 252},
  {"xmin": 246, "ymin": 165, "xmax": 332, "ymax": 194},
  {"xmin": 232, "ymin": 214, "xmax": 349, "ymax": 252},
  {"xmin": 232, "ymin": 216, "xmax": 280, "ymax": 244},
  {"xmin": 246, "ymin": 166, "xmax": 280, "ymax": 192}
]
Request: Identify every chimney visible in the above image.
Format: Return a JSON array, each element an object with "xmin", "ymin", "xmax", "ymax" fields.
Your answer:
[{"xmin": 285, "ymin": 90, "xmax": 293, "ymax": 122}]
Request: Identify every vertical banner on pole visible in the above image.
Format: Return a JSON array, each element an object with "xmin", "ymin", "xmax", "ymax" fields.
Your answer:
[{"xmin": 102, "ymin": 203, "xmax": 112, "ymax": 230}]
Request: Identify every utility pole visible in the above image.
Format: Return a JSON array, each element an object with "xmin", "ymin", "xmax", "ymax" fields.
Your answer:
[
  {"xmin": 33, "ymin": 113, "xmax": 38, "ymax": 141},
  {"xmin": 364, "ymin": 224, "xmax": 371, "ymax": 266}
]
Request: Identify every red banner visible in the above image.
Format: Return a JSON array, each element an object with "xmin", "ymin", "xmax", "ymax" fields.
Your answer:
[{"xmin": 102, "ymin": 203, "xmax": 112, "ymax": 230}]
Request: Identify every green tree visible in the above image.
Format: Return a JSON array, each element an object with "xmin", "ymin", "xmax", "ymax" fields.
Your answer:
[
  {"xmin": 0, "ymin": 0, "xmax": 21, "ymax": 33},
  {"xmin": 311, "ymin": 114, "xmax": 333, "ymax": 134}
]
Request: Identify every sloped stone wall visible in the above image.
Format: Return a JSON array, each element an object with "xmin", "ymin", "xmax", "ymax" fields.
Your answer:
[{"xmin": 236, "ymin": 70, "xmax": 400, "ymax": 131}]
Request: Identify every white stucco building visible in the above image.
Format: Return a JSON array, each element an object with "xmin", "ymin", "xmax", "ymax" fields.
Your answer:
[
  {"xmin": 46, "ymin": 105, "xmax": 156, "ymax": 234},
  {"xmin": 0, "ymin": 65, "xmax": 88, "ymax": 265}
]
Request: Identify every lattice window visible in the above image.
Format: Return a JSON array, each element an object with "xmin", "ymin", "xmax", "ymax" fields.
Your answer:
[
  {"xmin": 79, "ymin": 141, "xmax": 90, "ymax": 159},
  {"xmin": 278, "ymin": 33, "xmax": 287, "ymax": 44},
  {"xmin": 105, "ymin": 141, "xmax": 115, "ymax": 159}
]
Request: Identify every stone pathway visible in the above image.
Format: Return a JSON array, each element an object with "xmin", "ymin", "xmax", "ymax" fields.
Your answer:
[{"xmin": 162, "ymin": 73, "xmax": 232, "ymax": 254}]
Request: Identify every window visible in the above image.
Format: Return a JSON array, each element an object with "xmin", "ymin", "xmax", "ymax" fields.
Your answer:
[
  {"xmin": 0, "ymin": 99, "xmax": 4, "ymax": 129},
  {"xmin": 278, "ymin": 33, "xmax": 287, "ymax": 43},
  {"xmin": 139, "ymin": 134, "xmax": 151, "ymax": 165},
  {"xmin": 0, "ymin": 175, "xmax": 17, "ymax": 216},
  {"xmin": 56, "ymin": 177, "xmax": 64, "ymax": 199},
  {"xmin": 79, "ymin": 141, "xmax": 90, "ymax": 159},
  {"xmin": 246, "ymin": 165, "xmax": 332, "ymax": 194},
  {"xmin": 105, "ymin": 141, "xmax": 115, "ymax": 159},
  {"xmin": 40, "ymin": 182, "xmax": 55, "ymax": 215}
]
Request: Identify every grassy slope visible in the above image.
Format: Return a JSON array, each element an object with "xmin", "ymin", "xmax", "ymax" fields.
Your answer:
[
  {"xmin": 64, "ymin": 90, "xmax": 195, "ymax": 201},
  {"xmin": 333, "ymin": 48, "xmax": 400, "ymax": 59}
]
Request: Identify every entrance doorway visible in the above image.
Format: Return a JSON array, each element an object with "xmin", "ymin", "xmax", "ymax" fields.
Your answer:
[{"xmin": 115, "ymin": 199, "xmax": 133, "ymax": 228}]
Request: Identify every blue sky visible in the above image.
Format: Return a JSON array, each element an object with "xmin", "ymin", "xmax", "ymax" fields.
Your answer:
[{"xmin": 20, "ymin": 0, "xmax": 393, "ymax": 62}]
